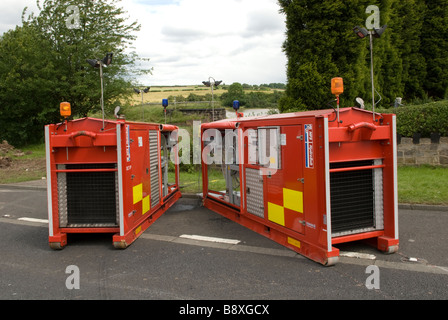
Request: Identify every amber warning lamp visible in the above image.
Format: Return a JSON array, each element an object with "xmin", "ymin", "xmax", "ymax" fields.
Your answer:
[
  {"xmin": 331, "ymin": 77, "xmax": 344, "ymax": 124},
  {"xmin": 60, "ymin": 102, "xmax": 71, "ymax": 118},
  {"xmin": 331, "ymin": 77, "xmax": 344, "ymax": 96}
]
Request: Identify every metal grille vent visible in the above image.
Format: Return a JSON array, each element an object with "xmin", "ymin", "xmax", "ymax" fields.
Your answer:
[
  {"xmin": 57, "ymin": 164, "xmax": 119, "ymax": 228},
  {"xmin": 330, "ymin": 160, "xmax": 383, "ymax": 236},
  {"xmin": 245, "ymin": 168, "xmax": 264, "ymax": 218},
  {"xmin": 149, "ymin": 131, "xmax": 160, "ymax": 208}
]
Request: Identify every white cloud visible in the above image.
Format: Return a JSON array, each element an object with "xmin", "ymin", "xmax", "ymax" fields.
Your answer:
[
  {"xmin": 0, "ymin": 0, "xmax": 287, "ymax": 85},
  {"xmin": 0, "ymin": 0, "xmax": 39, "ymax": 33}
]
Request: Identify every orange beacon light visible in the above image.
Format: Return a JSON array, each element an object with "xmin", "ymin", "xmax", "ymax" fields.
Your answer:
[
  {"xmin": 60, "ymin": 102, "xmax": 71, "ymax": 118},
  {"xmin": 331, "ymin": 77, "xmax": 344, "ymax": 96},
  {"xmin": 331, "ymin": 77, "xmax": 344, "ymax": 124}
]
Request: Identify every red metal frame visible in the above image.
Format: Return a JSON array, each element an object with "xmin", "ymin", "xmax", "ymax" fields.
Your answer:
[
  {"xmin": 201, "ymin": 107, "xmax": 399, "ymax": 265},
  {"xmin": 45, "ymin": 117, "xmax": 181, "ymax": 249}
]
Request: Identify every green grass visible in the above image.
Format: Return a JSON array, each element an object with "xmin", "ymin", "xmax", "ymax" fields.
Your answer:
[
  {"xmin": 0, "ymin": 143, "xmax": 47, "ymax": 184},
  {"xmin": 169, "ymin": 167, "xmax": 226, "ymax": 194},
  {"xmin": 0, "ymin": 143, "xmax": 45, "ymax": 159},
  {"xmin": 17, "ymin": 144, "xmax": 46, "ymax": 159},
  {"xmin": 397, "ymin": 165, "xmax": 448, "ymax": 205}
]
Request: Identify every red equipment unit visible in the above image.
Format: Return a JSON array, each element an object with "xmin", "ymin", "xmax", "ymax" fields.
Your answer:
[
  {"xmin": 201, "ymin": 107, "xmax": 399, "ymax": 265},
  {"xmin": 45, "ymin": 117, "xmax": 181, "ymax": 249}
]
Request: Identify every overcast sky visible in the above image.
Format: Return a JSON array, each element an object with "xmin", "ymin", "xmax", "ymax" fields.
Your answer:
[{"xmin": 0, "ymin": 0, "xmax": 287, "ymax": 86}]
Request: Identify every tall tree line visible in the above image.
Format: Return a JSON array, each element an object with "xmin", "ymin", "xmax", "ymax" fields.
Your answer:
[{"xmin": 278, "ymin": 0, "xmax": 448, "ymax": 112}]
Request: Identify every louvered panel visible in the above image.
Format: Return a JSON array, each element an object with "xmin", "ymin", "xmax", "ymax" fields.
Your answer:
[
  {"xmin": 149, "ymin": 131, "xmax": 160, "ymax": 208},
  {"xmin": 57, "ymin": 164, "xmax": 118, "ymax": 228},
  {"xmin": 245, "ymin": 168, "xmax": 264, "ymax": 218},
  {"xmin": 330, "ymin": 160, "xmax": 384, "ymax": 236}
]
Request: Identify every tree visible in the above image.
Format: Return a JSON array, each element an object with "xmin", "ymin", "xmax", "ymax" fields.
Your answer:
[
  {"xmin": 421, "ymin": 0, "xmax": 448, "ymax": 99},
  {"xmin": 0, "ymin": 0, "xmax": 149, "ymax": 146},
  {"xmin": 278, "ymin": 0, "xmax": 448, "ymax": 111},
  {"xmin": 0, "ymin": 25, "xmax": 59, "ymax": 146},
  {"xmin": 371, "ymin": 0, "xmax": 404, "ymax": 107},
  {"xmin": 278, "ymin": 0, "xmax": 373, "ymax": 112},
  {"xmin": 245, "ymin": 91, "xmax": 285, "ymax": 109},
  {"xmin": 220, "ymin": 82, "xmax": 246, "ymax": 107},
  {"xmin": 392, "ymin": 0, "xmax": 426, "ymax": 100}
]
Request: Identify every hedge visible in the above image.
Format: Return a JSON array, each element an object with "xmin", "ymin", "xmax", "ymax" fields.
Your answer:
[{"xmin": 378, "ymin": 100, "xmax": 448, "ymax": 138}]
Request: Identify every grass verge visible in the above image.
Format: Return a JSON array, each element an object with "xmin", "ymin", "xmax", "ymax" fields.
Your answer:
[
  {"xmin": 397, "ymin": 165, "xmax": 448, "ymax": 205},
  {"xmin": 0, "ymin": 144, "xmax": 46, "ymax": 184}
]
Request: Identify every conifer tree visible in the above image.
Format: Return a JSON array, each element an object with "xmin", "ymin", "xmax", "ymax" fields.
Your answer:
[
  {"xmin": 421, "ymin": 0, "xmax": 448, "ymax": 99},
  {"xmin": 372, "ymin": 0, "xmax": 403, "ymax": 107},
  {"xmin": 392, "ymin": 0, "xmax": 426, "ymax": 100},
  {"xmin": 278, "ymin": 0, "xmax": 447, "ymax": 110},
  {"xmin": 279, "ymin": 0, "xmax": 379, "ymax": 112}
]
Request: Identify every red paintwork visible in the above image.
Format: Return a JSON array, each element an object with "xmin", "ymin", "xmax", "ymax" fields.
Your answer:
[
  {"xmin": 201, "ymin": 108, "xmax": 399, "ymax": 265},
  {"xmin": 46, "ymin": 117, "xmax": 181, "ymax": 249}
]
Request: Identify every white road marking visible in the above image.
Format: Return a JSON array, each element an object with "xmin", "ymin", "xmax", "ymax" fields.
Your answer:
[
  {"xmin": 180, "ymin": 234, "xmax": 240, "ymax": 245},
  {"xmin": 18, "ymin": 217, "xmax": 48, "ymax": 224},
  {"xmin": 435, "ymin": 266, "xmax": 448, "ymax": 273},
  {"xmin": 340, "ymin": 251, "xmax": 376, "ymax": 260}
]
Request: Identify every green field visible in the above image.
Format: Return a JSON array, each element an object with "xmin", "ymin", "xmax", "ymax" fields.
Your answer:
[
  {"xmin": 130, "ymin": 85, "xmax": 227, "ymax": 105},
  {"xmin": 128, "ymin": 84, "xmax": 283, "ymax": 105}
]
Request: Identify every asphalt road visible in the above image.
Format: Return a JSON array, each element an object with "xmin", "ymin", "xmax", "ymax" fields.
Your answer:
[{"xmin": 0, "ymin": 183, "xmax": 447, "ymax": 307}]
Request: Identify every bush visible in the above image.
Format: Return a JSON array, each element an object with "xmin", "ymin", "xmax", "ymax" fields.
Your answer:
[
  {"xmin": 245, "ymin": 91, "xmax": 284, "ymax": 109},
  {"xmin": 379, "ymin": 100, "xmax": 448, "ymax": 137}
]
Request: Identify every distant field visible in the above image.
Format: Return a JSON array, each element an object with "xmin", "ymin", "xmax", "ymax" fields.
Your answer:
[
  {"xmin": 129, "ymin": 85, "xmax": 227, "ymax": 104},
  {"xmin": 129, "ymin": 85, "xmax": 283, "ymax": 105}
]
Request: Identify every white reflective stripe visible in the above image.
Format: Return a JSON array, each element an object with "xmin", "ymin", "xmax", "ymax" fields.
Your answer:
[
  {"xmin": 116, "ymin": 124, "xmax": 125, "ymax": 236},
  {"xmin": 324, "ymin": 118, "xmax": 332, "ymax": 252},
  {"xmin": 392, "ymin": 115, "xmax": 399, "ymax": 239},
  {"xmin": 238, "ymin": 128, "xmax": 245, "ymax": 210},
  {"xmin": 158, "ymin": 131, "xmax": 163, "ymax": 201},
  {"xmin": 45, "ymin": 126, "xmax": 53, "ymax": 237}
]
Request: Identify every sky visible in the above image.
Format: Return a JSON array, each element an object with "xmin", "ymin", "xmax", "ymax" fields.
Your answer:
[{"xmin": 0, "ymin": 0, "xmax": 288, "ymax": 86}]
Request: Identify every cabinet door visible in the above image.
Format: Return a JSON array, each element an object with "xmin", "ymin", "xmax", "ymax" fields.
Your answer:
[{"xmin": 265, "ymin": 125, "xmax": 305, "ymax": 234}]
